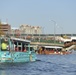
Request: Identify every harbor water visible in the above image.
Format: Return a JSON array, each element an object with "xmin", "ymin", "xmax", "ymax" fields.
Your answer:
[{"xmin": 0, "ymin": 52, "xmax": 76, "ymax": 75}]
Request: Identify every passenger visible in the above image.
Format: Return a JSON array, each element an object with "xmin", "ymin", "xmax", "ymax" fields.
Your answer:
[
  {"xmin": 24, "ymin": 48, "xmax": 26, "ymax": 52},
  {"xmin": 39, "ymin": 47, "xmax": 42, "ymax": 54},
  {"xmin": 1, "ymin": 40, "xmax": 8, "ymax": 51},
  {"xmin": 15, "ymin": 46, "xmax": 18, "ymax": 51}
]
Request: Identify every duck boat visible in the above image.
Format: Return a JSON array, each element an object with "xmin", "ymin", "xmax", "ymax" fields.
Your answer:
[
  {"xmin": 38, "ymin": 45, "xmax": 74, "ymax": 55},
  {"xmin": 0, "ymin": 36, "xmax": 37, "ymax": 63}
]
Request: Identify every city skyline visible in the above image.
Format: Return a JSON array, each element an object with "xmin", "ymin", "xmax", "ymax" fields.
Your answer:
[{"xmin": 0, "ymin": 0, "xmax": 76, "ymax": 34}]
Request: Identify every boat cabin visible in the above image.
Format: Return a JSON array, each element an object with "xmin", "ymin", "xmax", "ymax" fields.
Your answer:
[
  {"xmin": 0, "ymin": 37, "xmax": 31, "ymax": 52},
  {"xmin": 11, "ymin": 37, "xmax": 31, "ymax": 52}
]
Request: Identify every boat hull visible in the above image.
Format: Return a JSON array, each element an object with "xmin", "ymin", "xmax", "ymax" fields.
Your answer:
[
  {"xmin": 0, "ymin": 51, "xmax": 37, "ymax": 63},
  {"xmin": 37, "ymin": 45, "xmax": 72, "ymax": 55},
  {"xmin": 38, "ymin": 50, "xmax": 72, "ymax": 55}
]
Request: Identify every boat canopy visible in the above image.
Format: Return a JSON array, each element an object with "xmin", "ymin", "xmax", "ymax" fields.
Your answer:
[{"xmin": 11, "ymin": 37, "xmax": 31, "ymax": 43}]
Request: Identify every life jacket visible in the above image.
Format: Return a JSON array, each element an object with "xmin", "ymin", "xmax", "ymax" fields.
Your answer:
[{"xmin": 1, "ymin": 43, "xmax": 7, "ymax": 50}]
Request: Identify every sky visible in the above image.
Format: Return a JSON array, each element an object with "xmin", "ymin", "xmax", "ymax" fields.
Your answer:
[{"xmin": 0, "ymin": 0, "xmax": 76, "ymax": 34}]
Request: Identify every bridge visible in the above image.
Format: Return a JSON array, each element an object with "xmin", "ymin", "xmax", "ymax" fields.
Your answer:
[
  {"xmin": 30, "ymin": 42, "xmax": 64, "ymax": 47},
  {"xmin": 30, "ymin": 42, "xmax": 76, "ymax": 51}
]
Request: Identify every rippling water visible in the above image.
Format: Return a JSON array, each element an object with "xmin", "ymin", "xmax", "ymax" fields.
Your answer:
[{"xmin": 0, "ymin": 52, "xmax": 76, "ymax": 75}]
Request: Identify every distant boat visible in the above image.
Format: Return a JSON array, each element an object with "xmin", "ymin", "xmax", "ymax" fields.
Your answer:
[
  {"xmin": 37, "ymin": 45, "xmax": 73, "ymax": 55},
  {"xmin": 0, "ymin": 36, "xmax": 37, "ymax": 63}
]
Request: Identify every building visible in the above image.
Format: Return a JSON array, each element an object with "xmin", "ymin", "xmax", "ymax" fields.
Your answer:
[
  {"xmin": 10, "ymin": 24, "xmax": 42, "ymax": 39},
  {"xmin": 19, "ymin": 24, "xmax": 42, "ymax": 34},
  {"xmin": 0, "ymin": 22, "xmax": 11, "ymax": 35}
]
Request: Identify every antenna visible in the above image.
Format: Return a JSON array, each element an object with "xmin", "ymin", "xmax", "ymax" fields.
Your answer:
[{"xmin": 6, "ymin": 18, "xmax": 8, "ymax": 24}]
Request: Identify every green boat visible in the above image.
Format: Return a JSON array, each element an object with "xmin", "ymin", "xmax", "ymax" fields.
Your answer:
[{"xmin": 0, "ymin": 36, "xmax": 37, "ymax": 63}]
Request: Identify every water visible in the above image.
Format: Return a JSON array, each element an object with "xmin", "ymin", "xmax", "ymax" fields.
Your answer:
[{"xmin": 0, "ymin": 52, "xmax": 76, "ymax": 75}]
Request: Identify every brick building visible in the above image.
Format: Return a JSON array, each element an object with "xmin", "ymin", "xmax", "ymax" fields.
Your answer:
[{"xmin": 0, "ymin": 22, "xmax": 11, "ymax": 35}]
